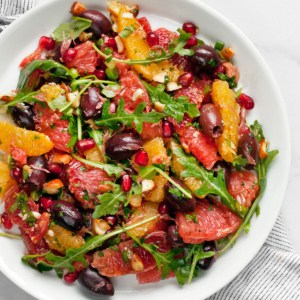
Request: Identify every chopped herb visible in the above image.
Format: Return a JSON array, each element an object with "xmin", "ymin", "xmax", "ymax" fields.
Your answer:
[
  {"xmin": 217, "ymin": 73, "xmax": 237, "ymax": 89},
  {"xmin": 119, "ymin": 25, "xmax": 136, "ymax": 38},
  {"xmin": 185, "ymin": 213, "xmax": 198, "ymax": 224},
  {"xmin": 214, "ymin": 40, "xmax": 225, "ymax": 51}
]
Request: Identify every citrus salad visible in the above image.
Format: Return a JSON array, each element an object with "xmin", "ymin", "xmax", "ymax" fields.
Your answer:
[{"xmin": 0, "ymin": 1, "xmax": 278, "ymax": 296}]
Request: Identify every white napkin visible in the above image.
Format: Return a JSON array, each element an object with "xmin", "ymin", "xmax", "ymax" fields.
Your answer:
[{"xmin": 1, "ymin": 1, "xmax": 299, "ymax": 299}]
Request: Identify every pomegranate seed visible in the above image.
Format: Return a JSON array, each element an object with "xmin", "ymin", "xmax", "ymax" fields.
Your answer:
[
  {"xmin": 238, "ymin": 93, "xmax": 255, "ymax": 110},
  {"xmin": 120, "ymin": 174, "xmax": 132, "ymax": 192},
  {"xmin": 62, "ymin": 48, "xmax": 77, "ymax": 63},
  {"xmin": 94, "ymin": 69, "xmax": 106, "ymax": 80},
  {"xmin": 158, "ymin": 202, "xmax": 169, "ymax": 215},
  {"xmin": 48, "ymin": 163, "xmax": 64, "ymax": 175},
  {"xmin": 135, "ymin": 150, "xmax": 149, "ymax": 166},
  {"xmin": 178, "ymin": 72, "xmax": 194, "ymax": 87},
  {"xmin": 1, "ymin": 213, "xmax": 13, "ymax": 230},
  {"xmin": 39, "ymin": 36, "xmax": 55, "ymax": 51},
  {"xmin": 146, "ymin": 31, "xmax": 159, "ymax": 47},
  {"xmin": 185, "ymin": 36, "xmax": 198, "ymax": 48},
  {"xmin": 40, "ymin": 197, "xmax": 53, "ymax": 211},
  {"xmin": 213, "ymin": 64, "xmax": 226, "ymax": 78},
  {"xmin": 163, "ymin": 120, "xmax": 174, "ymax": 138},
  {"xmin": 182, "ymin": 22, "xmax": 198, "ymax": 35},
  {"xmin": 104, "ymin": 215, "xmax": 118, "ymax": 227},
  {"xmin": 10, "ymin": 167, "xmax": 22, "ymax": 182},
  {"xmin": 64, "ymin": 272, "xmax": 79, "ymax": 284},
  {"xmin": 76, "ymin": 138, "xmax": 96, "ymax": 152},
  {"xmin": 106, "ymin": 37, "xmax": 117, "ymax": 50}
]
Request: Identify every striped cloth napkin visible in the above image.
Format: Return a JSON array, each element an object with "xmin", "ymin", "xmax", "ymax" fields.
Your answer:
[{"xmin": 0, "ymin": 1, "xmax": 299, "ymax": 299}]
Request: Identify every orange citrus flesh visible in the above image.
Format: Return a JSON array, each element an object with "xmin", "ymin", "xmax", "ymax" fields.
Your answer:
[
  {"xmin": 0, "ymin": 161, "xmax": 14, "ymax": 200},
  {"xmin": 0, "ymin": 122, "xmax": 54, "ymax": 156},
  {"xmin": 109, "ymin": 2, "xmax": 181, "ymax": 82},
  {"xmin": 211, "ymin": 80, "xmax": 240, "ymax": 163}
]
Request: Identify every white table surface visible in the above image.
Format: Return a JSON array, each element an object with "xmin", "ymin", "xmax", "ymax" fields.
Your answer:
[{"xmin": 0, "ymin": 0, "xmax": 299, "ymax": 299}]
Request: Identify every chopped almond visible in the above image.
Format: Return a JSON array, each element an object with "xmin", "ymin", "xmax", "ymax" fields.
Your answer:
[
  {"xmin": 259, "ymin": 139, "xmax": 268, "ymax": 159},
  {"xmin": 70, "ymin": 2, "xmax": 86, "ymax": 16},
  {"xmin": 51, "ymin": 154, "xmax": 72, "ymax": 165},
  {"xmin": 221, "ymin": 47, "xmax": 235, "ymax": 61},
  {"xmin": 43, "ymin": 179, "xmax": 64, "ymax": 194}
]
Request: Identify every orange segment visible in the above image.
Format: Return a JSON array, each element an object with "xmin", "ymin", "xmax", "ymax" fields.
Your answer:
[
  {"xmin": 0, "ymin": 162, "xmax": 14, "ymax": 199},
  {"xmin": 0, "ymin": 122, "xmax": 54, "ymax": 156},
  {"xmin": 127, "ymin": 202, "xmax": 158, "ymax": 237},
  {"xmin": 211, "ymin": 80, "xmax": 240, "ymax": 162},
  {"xmin": 110, "ymin": 3, "xmax": 181, "ymax": 81}
]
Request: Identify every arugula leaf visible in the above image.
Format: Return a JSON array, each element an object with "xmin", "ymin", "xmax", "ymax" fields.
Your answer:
[
  {"xmin": 139, "ymin": 165, "xmax": 192, "ymax": 199},
  {"xmin": 65, "ymin": 115, "xmax": 78, "ymax": 148},
  {"xmin": 51, "ymin": 17, "xmax": 92, "ymax": 42},
  {"xmin": 172, "ymin": 142, "xmax": 248, "ymax": 217},
  {"xmin": 129, "ymin": 235, "xmax": 182, "ymax": 279},
  {"xmin": 93, "ymin": 184, "xmax": 126, "ymax": 218},
  {"xmin": 143, "ymin": 81, "xmax": 199, "ymax": 122},
  {"xmin": 72, "ymin": 154, "xmax": 124, "ymax": 178},
  {"xmin": 17, "ymin": 60, "xmax": 76, "ymax": 92},
  {"xmin": 232, "ymin": 155, "xmax": 249, "ymax": 170},
  {"xmin": 0, "ymin": 91, "xmax": 39, "ymax": 109},
  {"xmin": 48, "ymin": 94, "xmax": 69, "ymax": 111},
  {"xmin": 218, "ymin": 149, "xmax": 278, "ymax": 255},
  {"xmin": 250, "ymin": 120, "xmax": 265, "ymax": 143},
  {"xmin": 95, "ymin": 99, "xmax": 164, "ymax": 133},
  {"xmin": 22, "ymin": 215, "xmax": 158, "ymax": 273}
]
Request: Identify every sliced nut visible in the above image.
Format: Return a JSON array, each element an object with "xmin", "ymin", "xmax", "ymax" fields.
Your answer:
[
  {"xmin": 32, "ymin": 211, "xmax": 41, "ymax": 219},
  {"xmin": 70, "ymin": 1, "xmax": 86, "ymax": 15},
  {"xmin": 66, "ymin": 91, "xmax": 80, "ymax": 108},
  {"xmin": 23, "ymin": 165, "xmax": 33, "ymax": 177},
  {"xmin": 122, "ymin": 12, "xmax": 134, "ymax": 19},
  {"xmin": 166, "ymin": 82, "xmax": 182, "ymax": 92},
  {"xmin": 221, "ymin": 47, "xmax": 235, "ymax": 61},
  {"xmin": 92, "ymin": 219, "xmax": 111, "ymax": 235},
  {"xmin": 142, "ymin": 179, "xmax": 155, "ymax": 193},
  {"xmin": 154, "ymin": 101, "xmax": 165, "ymax": 112},
  {"xmin": 112, "ymin": 23, "xmax": 118, "ymax": 33},
  {"xmin": 79, "ymin": 31, "xmax": 93, "ymax": 43},
  {"xmin": 132, "ymin": 88, "xmax": 144, "ymax": 101},
  {"xmin": 43, "ymin": 179, "xmax": 64, "ymax": 195},
  {"xmin": 115, "ymin": 36, "xmax": 124, "ymax": 53},
  {"xmin": 130, "ymin": 253, "xmax": 144, "ymax": 272},
  {"xmin": 129, "ymin": 4, "xmax": 139, "ymax": 17},
  {"xmin": 153, "ymin": 72, "xmax": 167, "ymax": 83}
]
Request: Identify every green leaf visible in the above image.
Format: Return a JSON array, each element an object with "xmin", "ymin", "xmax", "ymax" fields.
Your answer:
[
  {"xmin": 65, "ymin": 115, "xmax": 78, "ymax": 148},
  {"xmin": 22, "ymin": 215, "xmax": 158, "ymax": 273},
  {"xmin": 119, "ymin": 25, "xmax": 136, "ymax": 38},
  {"xmin": 95, "ymin": 99, "xmax": 164, "ymax": 133},
  {"xmin": 93, "ymin": 184, "xmax": 126, "ymax": 218},
  {"xmin": 72, "ymin": 154, "xmax": 124, "ymax": 178},
  {"xmin": 129, "ymin": 234, "xmax": 182, "ymax": 279},
  {"xmin": 139, "ymin": 165, "xmax": 192, "ymax": 199},
  {"xmin": 250, "ymin": 120, "xmax": 265, "ymax": 143},
  {"xmin": 172, "ymin": 142, "xmax": 248, "ymax": 217},
  {"xmin": 51, "ymin": 17, "xmax": 92, "ymax": 42},
  {"xmin": 17, "ymin": 60, "xmax": 75, "ymax": 92},
  {"xmin": 0, "ymin": 91, "xmax": 39, "ymax": 110},
  {"xmin": 143, "ymin": 82, "xmax": 199, "ymax": 122}
]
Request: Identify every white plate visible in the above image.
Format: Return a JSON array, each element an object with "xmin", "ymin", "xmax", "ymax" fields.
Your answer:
[{"xmin": 0, "ymin": 0, "xmax": 290, "ymax": 299}]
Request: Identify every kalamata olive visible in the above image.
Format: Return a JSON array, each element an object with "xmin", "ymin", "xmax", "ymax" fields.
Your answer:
[
  {"xmin": 105, "ymin": 132, "xmax": 142, "ymax": 161},
  {"xmin": 199, "ymin": 104, "xmax": 223, "ymax": 138},
  {"xmin": 212, "ymin": 161, "xmax": 231, "ymax": 186},
  {"xmin": 79, "ymin": 10, "xmax": 112, "ymax": 38},
  {"xmin": 167, "ymin": 225, "xmax": 184, "ymax": 248},
  {"xmin": 11, "ymin": 104, "xmax": 35, "ymax": 130},
  {"xmin": 191, "ymin": 45, "xmax": 221, "ymax": 71},
  {"xmin": 27, "ymin": 156, "xmax": 48, "ymax": 189},
  {"xmin": 238, "ymin": 133, "xmax": 259, "ymax": 166},
  {"xmin": 79, "ymin": 268, "xmax": 114, "ymax": 296},
  {"xmin": 50, "ymin": 200, "xmax": 84, "ymax": 232},
  {"xmin": 164, "ymin": 179, "xmax": 196, "ymax": 213},
  {"xmin": 80, "ymin": 86, "xmax": 103, "ymax": 120},
  {"xmin": 197, "ymin": 241, "xmax": 216, "ymax": 270}
]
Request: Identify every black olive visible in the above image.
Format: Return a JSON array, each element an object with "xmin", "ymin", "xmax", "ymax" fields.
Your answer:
[
  {"xmin": 105, "ymin": 132, "xmax": 142, "ymax": 161},
  {"xmin": 238, "ymin": 133, "xmax": 259, "ymax": 166},
  {"xmin": 167, "ymin": 225, "xmax": 184, "ymax": 248},
  {"xmin": 79, "ymin": 268, "xmax": 114, "ymax": 296},
  {"xmin": 191, "ymin": 45, "xmax": 221, "ymax": 72},
  {"xmin": 11, "ymin": 104, "xmax": 35, "ymax": 130},
  {"xmin": 197, "ymin": 241, "xmax": 216, "ymax": 270},
  {"xmin": 27, "ymin": 156, "xmax": 48, "ymax": 189},
  {"xmin": 50, "ymin": 200, "xmax": 84, "ymax": 232},
  {"xmin": 80, "ymin": 86, "xmax": 103, "ymax": 120}
]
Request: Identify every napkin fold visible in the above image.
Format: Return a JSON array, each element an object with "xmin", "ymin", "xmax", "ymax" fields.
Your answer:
[{"xmin": 0, "ymin": 1, "xmax": 299, "ymax": 299}]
